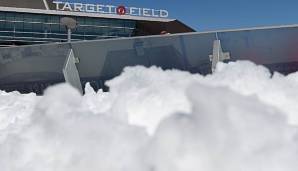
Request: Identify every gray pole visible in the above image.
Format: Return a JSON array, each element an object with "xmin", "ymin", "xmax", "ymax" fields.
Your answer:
[
  {"xmin": 60, "ymin": 17, "xmax": 77, "ymax": 43},
  {"xmin": 67, "ymin": 28, "xmax": 72, "ymax": 43}
]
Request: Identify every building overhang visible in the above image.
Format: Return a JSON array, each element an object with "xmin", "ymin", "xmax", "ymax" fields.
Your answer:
[{"xmin": 0, "ymin": 6, "xmax": 175, "ymax": 22}]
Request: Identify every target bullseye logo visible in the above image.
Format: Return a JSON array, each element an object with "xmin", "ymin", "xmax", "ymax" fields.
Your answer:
[{"xmin": 117, "ymin": 6, "xmax": 126, "ymax": 15}]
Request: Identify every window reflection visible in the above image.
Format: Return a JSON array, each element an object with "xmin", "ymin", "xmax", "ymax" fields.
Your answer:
[{"xmin": 0, "ymin": 11, "xmax": 136, "ymax": 45}]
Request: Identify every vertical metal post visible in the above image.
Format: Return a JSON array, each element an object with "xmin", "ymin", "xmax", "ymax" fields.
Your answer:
[
  {"xmin": 63, "ymin": 49, "xmax": 83, "ymax": 94},
  {"xmin": 61, "ymin": 17, "xmax": 76, "ymax": 43},
  {"xmin": 13, "ymin": 25, "xmax": 15, "ymax": 39},
  {"xmin": 67, "ymin": 28, "xmax": 72, "ymax": 43},
  {"xmin": 209, "ymin": 40, "xmax": 231, "ymax": 72},
  {"xmin": 43, "ymin": 0, "xmax": 50, "ymax": 10}
]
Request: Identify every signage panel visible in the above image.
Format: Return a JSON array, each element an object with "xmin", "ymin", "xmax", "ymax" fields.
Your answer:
[{"xmin": 53, "ymin": 1, "xmax": 169, "ymax": 18}]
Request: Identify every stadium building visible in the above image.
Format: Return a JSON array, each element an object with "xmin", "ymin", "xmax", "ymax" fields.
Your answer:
[
  {"xmin": 0, "ymin": 0, "xmax": 194, "ymax": 46},
  {"xmin": 1, "ymin": 1, "xmax": 298, "ymax": 95}
]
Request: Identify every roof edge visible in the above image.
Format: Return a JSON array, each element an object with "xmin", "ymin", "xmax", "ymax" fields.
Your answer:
[{"xmin": 0, "ymin": 6, "xmax": 175, "ymax": 22}]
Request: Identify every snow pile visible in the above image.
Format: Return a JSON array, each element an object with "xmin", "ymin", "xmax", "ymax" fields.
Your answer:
[
  {"xmin": 0, "ymin": 84, "xmax": 148, "ymax": 171},
  {"xmin": 0, "ymin": 91, "xmax": 38, "ymax": 142},
  {"xmin": 143, "ymin": 84, "xmax": 298, "ymax": 171},
  {"xmin": 207, "ymin": 61, "xmax": 298, "ymax": 125},
  {"xmin": 0, "ymin": 61, "xmax": 298, "ymax": 171}
]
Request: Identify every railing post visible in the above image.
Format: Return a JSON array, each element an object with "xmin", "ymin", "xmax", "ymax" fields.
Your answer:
[
  {"xmin": 209, "ymin": 39, "xmax": 231, "ymax": 72},
  {"xmin": 63, "ymin": 49, "xmax": 83, "ymax": 94}
]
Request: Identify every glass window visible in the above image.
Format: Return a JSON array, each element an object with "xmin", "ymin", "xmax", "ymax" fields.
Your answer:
[
  {"xmin": 75, "ymin": 26, "xmax": 85, "ymax": 35},
  {"xmin": 50, "ymin": 16, "xmax": 59, "ymax": 24},
  {"xmin": 50, "ymin": 23, "xmax": 60, "ymax": 33},
  {"xmin": 0, "ymin": 12, "xmax": 6, "ymax": 31},
  {"xmin": 14, "ymin": 22, "xmax": 24, "ymax": 32},
  {"xmin": 77, "ymin": 17, "xmax": 85, "ymax": 26},
  {"xmin": 32, "ymin": 14, "xmax": 44, "ymax": 22},
  {"xmin": 99, "ymin": 19, "xmax": 109, "ymax": 27},
  {"xmin": 32, "ymin": 23, "xmax": 43, "ymax": 33},
  {"xmin": 93, "ymin": 27, "xmax": 102, "ymax": 34},
  {"xmin": 24, "ymin": 23, "xmax": 32, "ymax": 32},
  {"xmin": 6, "ymin": 13, "xmax": 15, "ymax": 21},
  {"xmin": 84, "ymin": 26, "xmax": 94, "ymax": 35},
  {"xmin": 5, "ymin": 22, "xmax": 14, "ymax": 31},
  {"xmin": 85, "ymin": 18, "xmax": 93, "ymax": 26},
  {"xmin": 0, "ymin": 12, "xmax": 5, "ymax": 20},
  {"xmin": 14, "ymin": 13, "xmax": 23, "ymax": 22},
  {"xmin": 0, "ymin": 11, "xmax": 137, "ymax": 44}
]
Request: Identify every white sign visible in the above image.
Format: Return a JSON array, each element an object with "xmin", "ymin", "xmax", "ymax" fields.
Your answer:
[{"xmin": 53, "ymin": 1, "xmax": 169, "ymax": 18}]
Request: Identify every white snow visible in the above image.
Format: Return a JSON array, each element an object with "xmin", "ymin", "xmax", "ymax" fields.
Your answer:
[{"xmin": 0, "ymin": 61, "xmax": 298, "ymax": 171}]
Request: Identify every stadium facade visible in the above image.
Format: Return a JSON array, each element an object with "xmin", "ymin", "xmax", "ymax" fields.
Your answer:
[
  {"xmin": 0, "ymin": 0, "xmax": 194, "ymax": 46},
  {"xmin": 1, "ymin": 1, "xmax": 298, "ymax": 94}
]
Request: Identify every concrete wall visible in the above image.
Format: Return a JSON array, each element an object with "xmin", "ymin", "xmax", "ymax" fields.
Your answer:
[{"xmin": 1, "ymin": 25, "xmax": 298, "ymax": 93}]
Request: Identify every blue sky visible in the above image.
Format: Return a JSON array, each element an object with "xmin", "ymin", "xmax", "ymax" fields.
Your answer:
[{"xmin": 62, "ymin": 0, "xmax": 298, "ymax": 31}]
